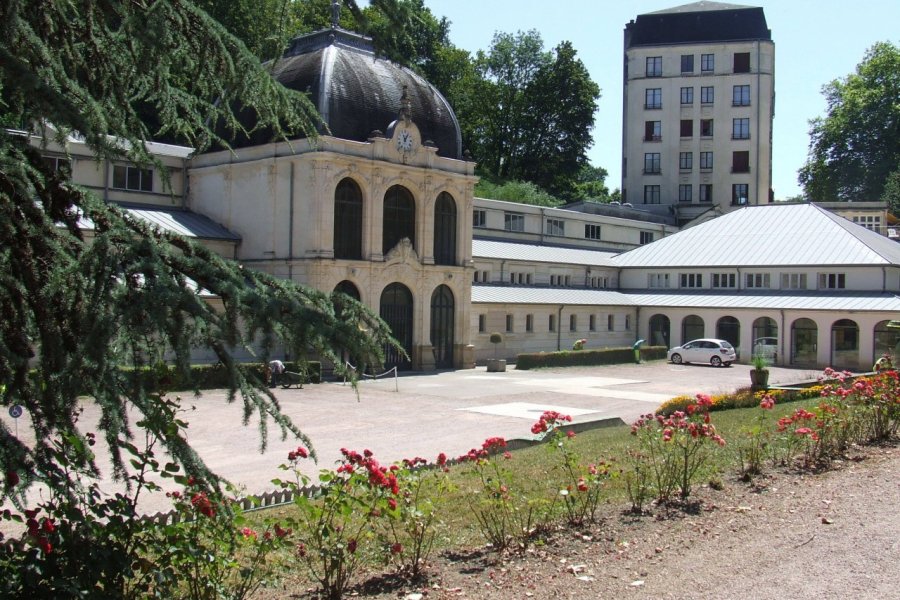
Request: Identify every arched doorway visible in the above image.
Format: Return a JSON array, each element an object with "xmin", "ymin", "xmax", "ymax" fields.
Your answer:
[
  {"xmin": 874, "ymin": 320, "xmax": 900, "ymax": 363},
  {"xmin": 682, "ymin": 315, "xmax": 704, "ymax": 343},
  {"xmin": 791, "ymin": 318, "xmax": 818, "ymax": 366},
  {"xmin": 430, "ymin": 285, "xmax": 455, "ymax": 368},
  {"xmin": 433, "ymin": 192, "xmax": 457, "ymax": 266},
  {"xmin": 649, "ymin": 314, "xmax": 670, "ymax": 347},
  {"xmin": 716, "ymin": 316, "xmax": 740, "ymax": 354},
  {"xmin": 752, "ymin": 317, "xmax": 778, "ymax": 361},
  {"xmin": 332, "ymin": 281, "xmax": 362, "ymax": 368},
  {"xmin": 383, "ymin": 185, "xmax": 416, "ymax": 255},
  {"xmin": 333, "ymin": 280, "xmax": 361, "ymax": 302},
  {"xmin": 380, "ymin": 283, "xmax": 413, "ymax": 371},
  {"xmin": 334, "ymin": 178, "xmax": 363, "ymax": 259},
  {"xmin": 831, "ymin": 319, "xmax": 859, "ymax": 369}
]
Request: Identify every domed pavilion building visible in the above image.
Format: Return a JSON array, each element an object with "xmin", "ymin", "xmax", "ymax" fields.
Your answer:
[{"xmin": 189, "ymin": 22, "xmax": 477, "ymax": 370}]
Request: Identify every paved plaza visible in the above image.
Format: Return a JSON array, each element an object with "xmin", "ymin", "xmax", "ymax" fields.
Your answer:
[{"xmin": 4, "ymin": 361, "xmax": 824, "ymax": 516}]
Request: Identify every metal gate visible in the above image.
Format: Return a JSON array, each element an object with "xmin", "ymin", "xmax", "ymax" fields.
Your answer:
[
  {"xmin": 430, "ymin": 285, "xmax": 454, "ymax": 368},
  {"xmin": 380, "ymin": 283, "xmax": 413, "ymax": 370}
]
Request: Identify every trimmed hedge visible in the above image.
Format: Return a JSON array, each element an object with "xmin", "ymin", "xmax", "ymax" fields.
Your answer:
[
  {"xmin": 121, "ymin": 361, "xmax": 322, "ymax": 392},
  {"xmin": 515, "ymin": 345, "xmax": 668, "ymax": 370}
]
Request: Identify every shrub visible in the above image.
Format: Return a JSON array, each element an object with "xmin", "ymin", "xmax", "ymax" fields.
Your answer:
[{"xmin": 516, "ymin": 345, "xmax": 667, "ymax": 369}]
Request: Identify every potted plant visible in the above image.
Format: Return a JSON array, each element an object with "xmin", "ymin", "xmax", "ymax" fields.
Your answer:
[
  {"xmin": 487, "ymin": 332, "xmax": 506, "ymax": 372},
  {"xmin": 750, "ymin": 353, "xmax": 769, "ymax": 390}
]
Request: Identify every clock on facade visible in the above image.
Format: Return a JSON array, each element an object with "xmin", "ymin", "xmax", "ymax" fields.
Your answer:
[{"xmin": 396, "ymin": 129, "xmax": 414, "ymax": 152}]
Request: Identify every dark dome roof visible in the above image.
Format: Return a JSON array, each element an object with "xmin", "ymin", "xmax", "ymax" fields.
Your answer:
[{"xmin": 270, "ymin": 28, "xmax": 463, "ymax": 160}]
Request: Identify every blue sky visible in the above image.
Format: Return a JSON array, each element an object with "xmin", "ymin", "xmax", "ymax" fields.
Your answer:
[{"xmin": 417, "ymin": 0, "xmax": 899, "ymax": 199}]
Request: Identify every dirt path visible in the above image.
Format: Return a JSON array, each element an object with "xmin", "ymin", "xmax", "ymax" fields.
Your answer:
[{"xmin": 348, "ymin": 444, "xmax": 900, "ymax": 600}]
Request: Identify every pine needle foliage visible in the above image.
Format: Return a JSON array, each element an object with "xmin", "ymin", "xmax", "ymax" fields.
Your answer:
[{"xmin": 0, "ymin": 0, "xmax": 397, "ymax": 505}]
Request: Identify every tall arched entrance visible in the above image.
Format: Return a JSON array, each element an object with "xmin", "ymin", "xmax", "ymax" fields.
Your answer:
[
  {"xmin": 649, "ymin": 314, "xmax": 670, "ymax": 347},
  {"xmin": 383, "ymin": 185, "xmax": 416, "ymax": 255},
  {"xmin": 716, "ymin": 316, "xmax": 740, "ymax": 354},
  {"xmin": 433, "ymin": 192, "xmax": 457, "ymax": 266},
  {"xmin": 380, "ymin": 283, "xmax": 413, "ymax": 371},
  {"xmin": 430, "ymin": 285, "xmax": 455, "ymax": 368},
  {"xmin": 791, "ymin": 318, "xmax": 818, "ymax": 366},
  {"xmin": 874, "ymin": 320, "xmax": 900, "ymax": 363},
  {"xmin": 831, "ymin": 319, "xmax": 859, "ymax": 370},
  {"xmin": 752, "ymin": 316, "xmax": 778, "ymax": 361},
  {"xmin": 682, "ymin": 315, "xmax": 705, "ymax": 343}
]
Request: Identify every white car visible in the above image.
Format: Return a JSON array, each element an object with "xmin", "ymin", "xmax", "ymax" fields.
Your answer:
[
  {"xmin": 668, "ymin": 338, "xmax": 736, "ymax": 367},
  {"xmin": 753, "ymin": 337, "xmax": 778, "ymax": 362}
]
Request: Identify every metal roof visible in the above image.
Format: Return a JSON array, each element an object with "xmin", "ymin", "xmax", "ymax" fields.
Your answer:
[
  {"xmin": 472, "ymin": 285, "xmax": 635, "ymax": 306},
  {"xmin": 122, "ymin": 205, "xmax": 240, "ymax": 241},
  {"xmin": 472, "ymin": 239, "xmax": 617, "ymax": 267},
  {"xmin": 625, "ymin": 290, "xmax": 900, "ymax": 312},
  {"xmin": 612, "ymin": 204, "xmax": 900, "ymax": 268}
]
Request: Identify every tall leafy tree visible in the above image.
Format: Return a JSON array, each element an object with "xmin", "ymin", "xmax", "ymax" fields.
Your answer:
[
  {"xmin": 799, "ymin": 42, "xmax": 900, "ymax": 205},
  {"xmin": 0, "ymin": 0, "xmax": 393, "ymax": 509}
]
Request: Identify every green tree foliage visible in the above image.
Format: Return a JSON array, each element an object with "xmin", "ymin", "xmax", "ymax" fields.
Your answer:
[
  {"xmin": 799, "ymin": 42, "xmax": 900, "ymax": 204},
  {"xmin": 475, "ymin": 178, "xmax": 563, "ymax": 207},
  {"xmin": 467, "ymin": 32, "xmax": 601, "ymax": 201},
  {"xmin": 573, "ymin": 163, "xmax": 614, "ymax": 203},
  {"xmin": 0, "ymin": 0, "xmax": 394, "ymax": 507}
]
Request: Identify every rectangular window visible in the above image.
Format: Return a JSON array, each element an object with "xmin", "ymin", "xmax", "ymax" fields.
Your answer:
[
  {"xmin": 701, "ymin": 53, "xmax": 714, "ymax": 72},
  {"xmin": 42, "ymin": 156, "xmax": 71, "ymax": 176},
  {"xmin": 680, "ymin": 273, "xmax": 703, "ymax": 288},
  {"xmin": 509, "ymin": 272, "xmax": 515, "ymax": 284},
  {"xmin": 640, "ymin": 231, "xmax": 654, "ymax": 245},
  {"xmin": 608, "ymin": 315, "xmax": 615, "ymax": 331},
  {"xmin": 482, "ymin": 271, "xmax": 490, "ymax": 283},
  {"xmin": 678, "ymin": 184, "xmax": 692, "ymax": 203},
  {"xmin": 648, "ymin": 273, "xmax": 669, "ymax": 288},
  {"xmin": 681, "ymin": 54, "xmax": 694, "ymax": 73},
  {"xmin": 732, "ymin": 183, "xmax": 749, "ymax": 205},
  {"xmin": 700, "ymin": 151, "xmax": 713, "ymax": 170},
  {"xmin": 626, "ymin": 315, "xmax": 632, "ymax": 331},
  {"xmin": 732, "ymin": 151, "xmax": 750, "ymax": 173},
  {"xmin": 589, "ymin": 314, "xmax": 596, "ymax": 331},
  {"xmin": 712, "ymin": 273, "xmax": 737, "ymax": 288},
  {"xmin": 680, "ymin": 119, "xmax": 693, "ymax": 138},
  {"xmin": 699, "ymin": 184, "xmax": 713, "ymax": 203},
  {"xmin": 700, "ymin": 86, "xmax": 714, "ymax": 104},
  {"xmin": 679, "ymin": 152, "xmax": 693, "ymax": 171},
  {"xmin": 680, "ymin": 86, "xmax": 694, "ymax": 105},
  {"xmin": 644, "ymin": 120, "xmax": 661, "ymax": 142},
  {"xmin": 526, "ymin": 273, "xmax": 532, "ymax": 284},
  {"xmin": 700, "ymin": 119, "xmax": 714, "ymax": 137},
  {"xmin": 478, "ymin": 314, "xmax": 486, "ymax": 333},
  {"xmin": 584, "ymin": 224, "xmax": 601, "ymax": 240},
  {"xmin": 781, "ymin": 273, "xmax": 808, "ymax": 290},
  {"xmin": 643, "ymin": 153, "xmax": 661, "ymax": 174},
  {"xmin": 473, "ymin": 209, "xmax": 486, "ymax": 228},
  {"xmin": 745, "ymin": 273, "xmax": 771, "ymax": 288},
  {"xmin": 526, "ymin": 314, "xmax": 534, "ymax": 332},
  {"xmin": 646, "ymin": 56, "xmax": 662, "ymax": 77},
  {"xmin": 569, "ymin": 314, "xmax": 577, "ymax": 331},
  {"xmin": 473, "ymin": 271, "xmax": 479, "ymax": 283},
  {"xmin": 732, "ymin": 84, "xmax": 751, "ymax": 106},
  {"xmin": 546, "ymin": 218, "xmax": 565, "ymax": 236},
  {"xmin": 732, "ymin": 117, "xmax": 750, "ymax": 139},
  {"xmin": 645, "ymin": 88, "xmax": 662, "ymax": 109},
  {"xmin": 549, "ymin": 314, "xmax": 556, "ymax": 332},
  {"xmin": 818, "ymin": 273, "xmax": 846, "ymax": 289},
  {"xmin": 112, "ymin": 165, "xmax": 153, "ymax": 192},
  {"xmin": 505, "ymin": 314, "xmax": 514, "ymax": 333},
  {"xmin": 504, "ymin": 212, "xmax": 524, "ymax": 232},
  {"xmin": 734, "ymin": 52, "xmax": 751, "ymax": 73},
  {"xmin": 643, "ymin": 185, "xmax": 660, "ymax": 204}
]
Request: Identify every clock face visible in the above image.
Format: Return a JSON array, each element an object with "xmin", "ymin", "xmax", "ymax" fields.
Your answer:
[{"xmin": 397, "ymin": 130, "xmax": 414, "ymax": 152}]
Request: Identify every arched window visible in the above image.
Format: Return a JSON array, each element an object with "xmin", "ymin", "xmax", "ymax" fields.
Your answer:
[
  {"xmin": 752, "ymin": 316, "xmax": 779, "ymax": 362},
  {"xmin": 874, "ymin": 320, "xmax": 900, "ymax": 363},
  {"xmin": 831, "ymin": 319, "xmax": 859, "ymax": 370},
  {"xmin": 383, "ymin": 185, "xmax": 415, "ymax": 255},
  {"xmin": 716, "ymin": 316, "xmax": 740, "ymax": 353},
  {"xmin": 791, "ymin": 318, "xmax": 817, "ymax": 366},
  {"xmin": 681, "ymin": 315, "xmax": 705, "ymax": 343},
  {"xmin": 380, "ymin": 283, "xmax": 414, "ymax": 370},
  {"xmin": 649, "ymin": 314, "xmax": 670, "ymax": 347},
  {"xmin": 334, "ymin": 178, "xmax": 363, "ymax": 259},
  {"xmin": 430, "ymin": 285, "xmax": 455, "ymax": 368},
  {"xmin": 333, "ymin": 280, "xmax": 361, "ymax": 302},
  {"xmin": 433, "ymin": 192, "xmax": 457, "ymax": 266}
]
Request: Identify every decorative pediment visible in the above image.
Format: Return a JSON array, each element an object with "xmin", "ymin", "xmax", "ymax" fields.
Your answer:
[{"xmin": 384, "ymin": 237, "xmax": 418, "ymax": 266}]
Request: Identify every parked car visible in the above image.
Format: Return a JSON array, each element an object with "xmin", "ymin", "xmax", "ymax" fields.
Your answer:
[
  {"xmin": 752, "ymin": 337, "xmax": 778, "ymax": 362},
  {"xmin": 668, "ymin": 338, "xmax": 736, "ymax": 367}
]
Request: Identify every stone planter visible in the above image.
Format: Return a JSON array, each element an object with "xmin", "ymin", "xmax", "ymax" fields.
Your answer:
[
  {"xmin": 750, "ymin": 368, "xmax": 769, "ymax": 391},
  {"xmin": 486, "ymin": 358, "xmax": 507, "ymax": 373}
]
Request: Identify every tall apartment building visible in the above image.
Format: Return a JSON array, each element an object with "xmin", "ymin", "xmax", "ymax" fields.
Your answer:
[{"xmin": 622, "ymin": 2, "xmax": 774, "ymax": 225}]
